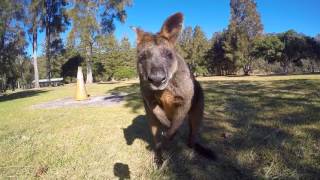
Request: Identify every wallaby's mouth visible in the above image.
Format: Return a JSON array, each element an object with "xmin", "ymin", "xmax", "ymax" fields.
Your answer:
[
  {"xmin": 149, "ymin": 77, "xmax": 169, "ymax": 90},
  {"xmin": 147, "ymin": 68, "xmax": 170, "ymax": 90}
]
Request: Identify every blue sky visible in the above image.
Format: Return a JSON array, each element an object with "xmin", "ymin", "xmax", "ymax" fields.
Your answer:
[{"xmin": 28, "ymin": 0, "xmax": 320, "ymax": 56}]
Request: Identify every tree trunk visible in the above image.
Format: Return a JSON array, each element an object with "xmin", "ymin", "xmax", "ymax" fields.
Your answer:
[
  {"xmin": 45, "ymin": 1, "xmax": 51, "ymax": 85},
  {"xmin": 281, "ymin": 59, "xmax": 289, "ymax": 74},
  {"xmin": 32, "ymin": 25, "xmax": 40, "ymax": 88},
  {"xmin": 86, "ymin": 44, "xmax": 93, "ymax": 84},
  {"xmin": 243, "ymin": 64, "xmax": 251, "ymax": 76}
]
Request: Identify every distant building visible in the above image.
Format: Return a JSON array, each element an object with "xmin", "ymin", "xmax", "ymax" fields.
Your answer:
[{"xmin": 33, "ymin": 78, "xmax": 64, "ymax": 87}]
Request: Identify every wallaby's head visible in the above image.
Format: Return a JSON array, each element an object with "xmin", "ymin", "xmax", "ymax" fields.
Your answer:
[{"xmin": 134, "ymin": 13, "xmax": 183, "ymax": 90}]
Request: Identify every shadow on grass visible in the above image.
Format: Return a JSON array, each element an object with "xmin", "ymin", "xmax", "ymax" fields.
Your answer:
[
  {"xmin": 257, "ymin": 72, "xmax": 320, "ymax": 77},
  {"xmin": 0, "ymin": 90, "xmax": 49, "ymax": 102},
  {"xmin": 202, "ymin": 79, "xmax": 320, "ymax": 178},
  {"xmin": 122, "ymin": 115, "xmax": 153, "ymax": 150},
  {"xmin": 113, "ymin": 162, "xmax": 130, "ymax": 180},
  {"xmin": 112, "ymin": 79, "xmax": 320, "ymax": 178},
  {"xmin": 107, "ymin": 83, "xmax": 142, "ymax": 113}
]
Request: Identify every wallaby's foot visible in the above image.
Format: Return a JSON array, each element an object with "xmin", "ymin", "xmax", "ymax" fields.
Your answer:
[
  {"xmin": 161, "ymin": 130, "xmax": 177, "ymax": 141},
  {"xmin": 154, "ymin": 154, "xmax": 164, "ymax": 168},
  {"xmin": 189, "ymin": 142, "xmax": 217, "ymax": 160}
]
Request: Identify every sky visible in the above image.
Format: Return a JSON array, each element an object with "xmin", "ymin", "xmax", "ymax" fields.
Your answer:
[{"xmin": 28, "ymin": 0, "xmax": 320, "ymax": 56}]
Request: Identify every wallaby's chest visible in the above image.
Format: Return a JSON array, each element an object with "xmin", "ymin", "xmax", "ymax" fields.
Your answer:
[{"xmin": 155, "ymin": 90, "xmax": 183, "ymax": 120}]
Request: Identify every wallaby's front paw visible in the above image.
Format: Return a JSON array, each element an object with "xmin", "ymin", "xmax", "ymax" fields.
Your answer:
[{"xmin": 154, "ymin": 154, "xmax": 163, "ymax": 169}]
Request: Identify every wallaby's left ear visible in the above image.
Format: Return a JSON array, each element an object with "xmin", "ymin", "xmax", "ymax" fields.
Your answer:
[{"xmin": 159, "ymin": 12, "xmax": 184, "ymax": 44}]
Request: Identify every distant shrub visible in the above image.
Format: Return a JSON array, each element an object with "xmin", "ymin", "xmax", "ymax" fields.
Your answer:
[
  {"xmin": 195, "ymin": 66, "xmax": 209, "ymax": 76},
  {"xmin": 114, "ymin": 66, "xmax": 137, "ymax": 80}
]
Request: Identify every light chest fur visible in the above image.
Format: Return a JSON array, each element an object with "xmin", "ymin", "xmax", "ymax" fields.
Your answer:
[{"xmin": 155, "ymin": 89, "xmax": 183, "ymax": 120}]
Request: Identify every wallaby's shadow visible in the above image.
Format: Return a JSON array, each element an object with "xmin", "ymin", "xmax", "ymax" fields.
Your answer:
[
  {"xmin": 122, "ymin": 115, "xmax": 153, "ymax": 150},
  {"xmin": 113, "ymin": 162, "xmax": 130, "ymax": 180},
  {"xmin": 122, "ymin": 114, "xmax": 237, "ymax": 179}
]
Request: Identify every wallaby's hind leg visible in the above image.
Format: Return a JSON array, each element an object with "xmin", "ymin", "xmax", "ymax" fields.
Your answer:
[
  {"xmin": 188, "ymin": 80, "xmax": 204, "ymax": 148},
  {"xmin": 187, "ymin": 99, "xmax": 203, "ymax": 148},
  {"xmin": 187, "ymin": 81, "xmax": 216, "ymax": 160},
  {"xmin": 188, "ymin": 102, "xmax": 216, "ymax": 160}
]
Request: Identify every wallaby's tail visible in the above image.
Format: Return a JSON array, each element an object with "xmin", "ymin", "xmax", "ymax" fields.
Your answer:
[{"xmin": 194, "ymin": 143, "xmax": 216, "ymax": 160}]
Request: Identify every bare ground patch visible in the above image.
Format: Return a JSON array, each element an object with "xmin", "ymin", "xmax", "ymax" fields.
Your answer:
[{"xmin": 32, "ymin": 93, "xmax": 127, "ymax": 109}]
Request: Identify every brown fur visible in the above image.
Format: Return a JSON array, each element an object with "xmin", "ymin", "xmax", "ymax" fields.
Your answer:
[
  {"xmin": 134, "ymin": 12, "xmax": 215, "ymax": 167},
  {"xmin": 155, "ymin": 90, "xmax": 183, "ymax": 120}
]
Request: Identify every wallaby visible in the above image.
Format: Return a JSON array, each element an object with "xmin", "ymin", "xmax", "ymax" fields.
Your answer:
[{"xmin": 133, "ymin": 12, "xmax": 215, "ymax": 166}]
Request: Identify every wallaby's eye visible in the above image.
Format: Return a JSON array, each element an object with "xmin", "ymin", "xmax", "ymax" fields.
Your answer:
[
  {"xmin": 162, "ymin": 49, "xmax": 173, "ymax": 59},
  {"xmin": 138, "ymin": 51, "xmax": 151, "ymax": 61},
  {"xmin": 138, "ymin": 53, "xmax": 147, "ymax": 61}
]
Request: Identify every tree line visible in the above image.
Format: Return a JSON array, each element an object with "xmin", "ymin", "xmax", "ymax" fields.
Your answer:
[
  {"xmin": 1, "ymin": 0, "xmax": 320, "ymax": 92},
  {"xmin": 179, "ymin": 0, "xmax": 320, "ymax": 76},
  {"xmin": 0, "ymin": 0, "xmax": 132, "ymax": 92}
]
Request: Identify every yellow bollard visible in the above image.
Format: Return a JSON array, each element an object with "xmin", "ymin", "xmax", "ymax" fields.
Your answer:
[{"xmin": 75, "ymin": 66, "xmax": 88, "ymax": 101}]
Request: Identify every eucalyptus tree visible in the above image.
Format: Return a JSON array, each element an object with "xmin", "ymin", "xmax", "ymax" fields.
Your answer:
[
  {"xmin": 41, "ymin": 0, "xmax": 69, "ymax": 83},
  {"xmin": 28, "ymin": 0, "xmax": 44, "ymax": 88},
  {"xmin": 0, "ymin": 0, "xmax": 27, "ymax": 91},
  {"xmin": 68, "ymin": 0, "xmax": 132, "ymax": 83},
  {"xmin": 226, "ymin": 0, "xmax": 263, "ymax": 75}
]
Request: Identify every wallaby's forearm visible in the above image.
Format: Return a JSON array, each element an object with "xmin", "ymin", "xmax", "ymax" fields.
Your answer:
[
  {"xmin": 144, "ymin": 97, "xmax": 171, "ymax": 127},
  {"xmin": 152, "ymin": 105, "xmax": 171, "ymax": 127}
]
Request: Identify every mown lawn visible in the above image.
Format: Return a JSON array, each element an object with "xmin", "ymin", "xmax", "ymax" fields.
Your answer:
[{"xmin": 0, "ymin": 75, "xmax": 320, "ymax": 179}]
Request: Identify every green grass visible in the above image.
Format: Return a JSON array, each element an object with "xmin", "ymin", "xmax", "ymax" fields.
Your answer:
[{"xmin": 1, "ymin": 75, "xmax": 320, "ymax": 179}]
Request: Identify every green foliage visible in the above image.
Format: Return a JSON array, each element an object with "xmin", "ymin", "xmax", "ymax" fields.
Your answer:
[
  {"xmin": 61, "ymin": 54, "xmax": 84, "ymax": 82},
  {"xmin": 177, "ymin": 26, "xmax": 209, "ymax": 75},
  {"xmin": 205, "ymin": 0, "xmax": 264, "ymax": 76},
  {"xmin": 252, "ymin": 35, "xmax": 284, "ymax": 63},
  {"xmin": 227, "ymin": 0, "xmax": 263, "ymax": 75},
  {"xmin": 206, "ymin": 31, "xmax": 238, "ymax": 75},
  {"xmin": 0, "ymin": 0, "xmax": 28, "ymax": 91},
  {"xmin": 92, "ymin": 62, "xmax": 106, "ymax": 82},
  {"xmin": 67, "ymin": 0, "xmax": 132, "ymax": 83},
  {"xmin": 41, "ymin": 0, "xmax": 69, "ymax": 80},
  {"xmin": 194, "ymin": 66, "xmax": 209, "ymax": 76},
  {"xmin": 97, "ymin": 35, "xmax": 136, "ymax": 80},
  {"xmin": 252, "ymin": 31, "xmax": 320, "ymax": 74},
  {"xmin": 114, "ymin": 66, "xmax": 136, "ymax": 80}
]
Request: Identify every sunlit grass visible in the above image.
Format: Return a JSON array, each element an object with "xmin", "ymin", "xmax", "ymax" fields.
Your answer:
[{"xmin": 1, "ymin": 75, "xmax": 320, "ymax": 179}]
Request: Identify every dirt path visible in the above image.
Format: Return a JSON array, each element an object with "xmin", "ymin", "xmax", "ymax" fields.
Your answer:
[{"xmin": 32, "ymin": 94, "xmax": 127, "ymax": 109}]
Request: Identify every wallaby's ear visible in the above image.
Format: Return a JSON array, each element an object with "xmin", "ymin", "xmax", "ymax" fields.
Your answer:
[
  {"xmin": 131, "ymin": 26, "xmax": 145, "ymax": 45},
  {"xmin": 159, "ymin": 12, "xmax": 184, "ymax": 44}
]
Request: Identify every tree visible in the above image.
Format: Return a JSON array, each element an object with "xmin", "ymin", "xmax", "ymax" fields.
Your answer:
[
  {"xmin": 251, "ymin": 35, "xmax": 284, "ymax": 64},
  {"xmin": 96, "ymin": 34, "xmax": 118, "ymax": 80},
  {"xmin": 277, "ymin": 30, "xmax": 307, "ymax": 73},
  {"xmin": 206, "ymin": 32, "xmax": 227, "ymax": 75},
  {"xmin": 28, "ymin": 0, "xmax": 44, "ymax": 88},
  {"xmin": 227, "ymin": 0, "xmax": 263, "ymax": 75},
  {"xmin": 118, "ymin": 36, "xmax": 135, "ymax": 68},
  {"xmin": 0, "ymin": 0, "xmax": 28, "ymax": 91},
  {"xmin": 61, "ymin": 54, "xmax": 84, "ymax": 82},
  {"xmin": 96, "ymin": 34, "xmax": 136, "ymax": 81},
  {"xmin": 177, "ymin": 26, "xmax": 193, "ymax": 63},
  {"xmin": 252, "ymin": 31, "xmax": 320, "ymax": 74},
  {"xmin": 40, "ymin": 0, "xmax": 69, "ymax": 83},
  {"xmin": 177, "ymin": 26, "xmax": 209, "ymax": 76},
  {"xmin": 68, "ymin": 0, "xmax": 132, "ymax": 84},
  {"xmin": 190, "ymin": 26, "xmax": 210, "ymax": 75}
]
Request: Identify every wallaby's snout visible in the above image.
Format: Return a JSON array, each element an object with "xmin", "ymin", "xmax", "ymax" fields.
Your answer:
[{"xmin": 148, "ymin": 66, "xmax": 167, "ymax": 88}]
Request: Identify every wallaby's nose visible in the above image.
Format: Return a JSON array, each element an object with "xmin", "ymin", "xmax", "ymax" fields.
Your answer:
[{"xmin": 148, "ymin": 68, "xmax": 167, "ymax": 87}]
